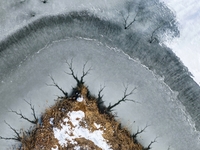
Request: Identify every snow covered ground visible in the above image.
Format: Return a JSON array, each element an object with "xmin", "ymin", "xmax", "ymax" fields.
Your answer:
[
  {"xmin": 0, "ymin": 0, "xmax": 200, "ymax": 150},
  {"xmin": 161, "ymin": 0, "xmax": 200, "ymax": 85},
  {"xmin": 52, "ymin": 110, "xmax": 112, "ymax": 150}
]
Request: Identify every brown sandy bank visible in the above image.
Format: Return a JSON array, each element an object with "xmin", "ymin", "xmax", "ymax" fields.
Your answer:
[{"xmin": 20, "ymin": 85, "xmax": 143, "ymax": 150}]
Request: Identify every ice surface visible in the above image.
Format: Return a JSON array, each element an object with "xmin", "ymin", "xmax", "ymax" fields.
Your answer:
[
  {"xmin": 0, "ymin": 0, "xmax": 124, "ymax": 41},
  {"xmin": 0, "ymin": 37, "xmax": 199, "ymax": 149},
  {"xmin": 0, "ymin": 0, "xmax": 200, "ymax": 150},
  {"xmin": 0, "ymin": 0, "xmax": 199, "ymax": 84}
]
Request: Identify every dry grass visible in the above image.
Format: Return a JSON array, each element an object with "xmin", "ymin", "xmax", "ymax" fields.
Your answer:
[{"xmin": 18, "ymin": 84, "xmax": 143, "ymax": 150}]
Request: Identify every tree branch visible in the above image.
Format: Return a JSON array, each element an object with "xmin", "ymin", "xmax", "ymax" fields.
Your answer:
[
  {"xmin": 9, "ymin": 109, "xmax": 36, "ymax": 125},
  {"xmin": 143, "ymin": 137, "xmax": 158, "ymax": 150},
  {"xmin": 47, "ymin": 75, "xmax": 68, "ymax": 98},
  {"xmin": 121, "ymin": 1, "xmax": 142, "ymax": 29},
  {"xmin": 66, "ymin": 59, "xmax": 92, "ymax": 87},
  {"xmin": 9, "ymin": 100, "xmax": 38, "ymax": 124},
  {"xmin": 97, "ymin": 86, "xmax": 105, "ymax": 104},
  {"xmin": 24, "ymin": 100, "xmax": 38, "ymax": 123},
  {"xmin": 132, "ymin": 124, "xmax": 150, "ymax": 139},
  {"xmin": 125, "ymin": 11, "xmax": 139, "ymax": 29},
  {"xmin": 96, "ymin": 86, "xmax": 106, "ymax": 112},
  {"xmin": 107, "ymin": 86, "xmax": 137, "ymax": 112},
  {"xmin": 0, "ymin": 121, "xmax": 22, "ymax": 142},
  {"xmin": 149, "ymin": 22, "xmax": 165, "ymax": 43},
  {"xmin": 81, "ymin": 60, "xmax": 93, "ymax": 84},
  {"xmin": 120, "ymin": 11, "xmax": 130, "ymax": 29},
  {"xmin": 149, "ymin": 18, "xmax": 175, "ymax": 43},
  {"xmin": 0, "ymin": 136, "xmax": 20, "ymax": 141},
  {"xmin": 65, "ymin": 58, "xmax": 80, "ymax": 84}
]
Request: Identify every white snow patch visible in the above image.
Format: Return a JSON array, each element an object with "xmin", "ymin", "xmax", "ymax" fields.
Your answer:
[
  {"xmin": 51, "ymin": 145, "xmax": 58, "ymax": 150},
  {"xmin": 50, "ymin": 118, "xmax": 54, "ymax": 125},
  {"xmin": 76, "ymin": 96, "xmax": 84, "ymax": 102},
  {"xmin": 53, "ymin": 110, "xmax": 112, "ymax": 149},
  {"xmin": 94, "ymin": 122, "xmax": 101, "ymax": 129},
  {"xmin": 74, "ymin": 145, "xmax": 81, "ymax": 150}
]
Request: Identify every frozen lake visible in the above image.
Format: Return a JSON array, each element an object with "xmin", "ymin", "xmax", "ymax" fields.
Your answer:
[
  {"xmin": 0, "ymin": 1, "xmax": 200, "ymax": 150},
  {"xmin": 0, "ymin": 35, "xmax": 199, "ymax": 149}
]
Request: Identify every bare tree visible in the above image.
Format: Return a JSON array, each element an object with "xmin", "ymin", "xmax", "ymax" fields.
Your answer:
[
  {"xmin": 120, "ymin": 4, "xmax": 138, "ymax": 29},
  {"xmin": 96, "ymin": 85, "xmax": 107, "ymax": 113},
  {"xmin": 65, "ymin": 59, "xmax": 92, "ymax": 87},
  {"xmin": 120, "ymin": 0, "xmax": 179, "ymax": 43},
  {"xmin": 97, "ymin": 86, "xmax": 105, "ymax": 102},
  {"xmin": 143, "ymin": 137, "xmax": 158, "ymax": 150},
  {"xmin": 120, "ymin": 1, "xmax": 147, "ymax": 29},
  {"xmin": 148, "ymin": 1, "xmax": 180, "ymax": 43},
  {"xmin": 47, "ymin": 75, "xmax": 68, "ymax": 98},
  {"xmin": 47, "ymin": 59, "xmax": 92, "ymax": 98},
  {"xmin": 107, "ymin": 85, "xmax": 137, "ymax": 112},
  {"xmin": 0, "ymin": 121, "xmax": 22, "ymax": 142},
  {"xmin": 149, "ymin": 18, "xmax": 179, "ymax": 44},
  {"xmin": 0, "ymin": 100, "xmax": 39, "ymax": 148},
  {"xmin": 149, "ymin": 23, "xmax": 164, "ymax": 43},
  {"xmin": 132, "ymin": 124, "xmax": 150, "ymax": 141},
  {"xmin": 9, "ymin": 100, "xmax": 38, "ymax": 124}
]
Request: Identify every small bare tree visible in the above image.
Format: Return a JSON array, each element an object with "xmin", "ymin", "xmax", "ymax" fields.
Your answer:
[
  {"xmin": 107, "ymin": 85, "xmax": 137, "ymax": 112},
  {"xmin": 149, "ymin": 18, "xmax": 179, "ymax": 44},
  {"xmin": 120, "ymin": 1, "xmax": 146, "ymax": 29},
  {"xmin": 0, "ymin": 121, "xmax": 22, "ymax": 142},
  {"xmin": 9, "ymin": 99, "xmax": 38, "ymax": 125},
  {"xmin": 120, "ymin": 0, "xmax": 179, "ymax": 44},
  {"xmin": 0, "ymin": 100, "xmax": 38, "ymax": 147},
  {"xmin": 65, "ymin": 59, "xmax": 92, "ymax": 87},
  {"xmin": 47, "ymin": 75, "xmax": 69, "ymax": 98},
  {"xmin": 47, "ymin": 59, "xmax": 92, "ymax": 98},
  {"xmin": 132, "ymin": 124, "xmax": 150, "ymax": 143},
  {"xmin": 143, "ymin": 137, "xmax": 158, "ymax": 150},
  {"xmin": 148, "ymin": 1, "xmax": 180, "ymax": 43},
  {"xmin": 96, "ymin": 85, "xmax": 107, "ymax": 113}
]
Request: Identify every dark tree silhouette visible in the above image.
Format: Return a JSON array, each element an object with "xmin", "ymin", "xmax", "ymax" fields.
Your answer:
[
  {"xmin": 96, "ymin": 85, "xmax": 107, "ymax": 113},
  {"xmin": 120, "ymin": 1, "xmax": 147, "ymax": 29},
  {"xmin": 147, "ymin": 1, "xmax": 180, "ymax": 43},
  {"xmin": 9, "ymin": 100, "xmax": 38, "ymax": 125},
  {"xmin": 143, "ymin": 137, "xmax": 158, "ymax": 150},
  {"xmin": 149, "ymin": 17, "xmax": 179, "ymax": 44},
  {"xmin": 0, "ymin": 121, "xmax": 22, "ymax": 142},
  {"xmin": 107, "ymin": 85, "xmax": 137, "ymax": 112},
  {"xmin": 65, "ymin": 59, "xmax": 92, "ymax": 87},
  {"xmin": 0, "ymin": 100, "xmax": 38, "ymax": 147},
  {"xmin": 132, "ymin": 124, "xmax": 150, "ymax": 143},
  {"xmin": 120, "ymin": 0, "xmax": 179, "ymax": 43},
  {"xmin": 47, "ymin": 75, "xmax": 69, "ymax": 98}
]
